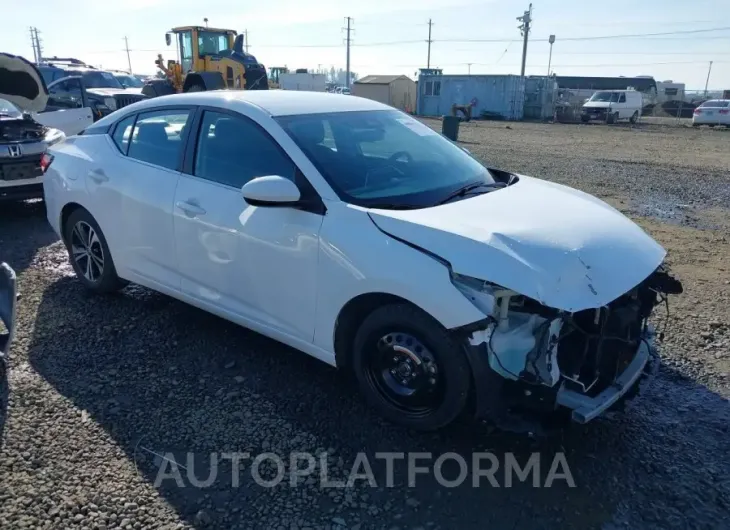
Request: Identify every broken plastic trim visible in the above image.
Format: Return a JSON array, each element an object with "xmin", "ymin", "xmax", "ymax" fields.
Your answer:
[{"xmin": 556, "ymin": 329, "xmax": 656, "ymax": 423}]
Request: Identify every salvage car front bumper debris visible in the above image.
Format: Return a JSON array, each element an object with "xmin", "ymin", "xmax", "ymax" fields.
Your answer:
[{"xmin": 453, "ymin": 266, "xmax": 682, "ymax": 431}]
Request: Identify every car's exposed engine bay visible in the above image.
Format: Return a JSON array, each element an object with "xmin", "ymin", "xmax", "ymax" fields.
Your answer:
[{"xmin": 453, "ymin": 266, "xmax": 683, "ymax": 430}]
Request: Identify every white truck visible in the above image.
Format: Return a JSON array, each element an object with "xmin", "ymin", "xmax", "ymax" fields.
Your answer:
[
  {"xmin": 279, "ymin": 72, "xmax": 327, "ymax": 92},
  {"xmin": 1, "ymin": 53, "xmax": 94, "ymax": 201}
]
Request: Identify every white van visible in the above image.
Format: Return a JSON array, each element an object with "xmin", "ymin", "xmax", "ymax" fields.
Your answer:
[{"xmin": 581, "ymin": 90, "xmax": 643, "ymax": 124}]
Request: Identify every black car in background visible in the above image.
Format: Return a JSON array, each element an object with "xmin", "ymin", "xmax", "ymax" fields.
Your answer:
[{"xmin": 37, "ymin": 58, "xmax": 146, "ymax": 120}]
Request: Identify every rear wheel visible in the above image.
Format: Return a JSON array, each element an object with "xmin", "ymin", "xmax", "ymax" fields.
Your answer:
[
  {"xmin": 352, "ymin": 304, "xmax": 471, "ymax": 431},
  {"xmin": 64, "ymin": 209, "xmax": 127, "ymax": 294},
  {"xmin": 629, "ymin": 111, "xmax": 639, "ymax": 124}
]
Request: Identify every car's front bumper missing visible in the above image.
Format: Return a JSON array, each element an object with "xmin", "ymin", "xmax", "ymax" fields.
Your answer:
[
  {"xmin": 555, "ymin": 332, "xmax": 656, "ymax": 423},
  {"xmin": 460, "ymin": 324, "xmax": 658, "ymax": 432}
]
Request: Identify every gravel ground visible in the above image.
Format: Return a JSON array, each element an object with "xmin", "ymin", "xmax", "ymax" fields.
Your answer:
[{"xmin": 1, "ymin": 121, "xmax": 729, "ymax": 530}]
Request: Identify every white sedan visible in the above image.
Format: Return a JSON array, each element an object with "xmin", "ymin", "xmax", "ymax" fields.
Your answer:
[
  {"xmin": 43, "ymin": 91, "xmax": 682, "ymax": 431},
  {"xmin": 692, "ymin": 99, "xmax": 730, "ymax": 127}
]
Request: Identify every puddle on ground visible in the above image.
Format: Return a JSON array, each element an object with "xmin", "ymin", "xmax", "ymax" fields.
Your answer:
[{"xmin": 631, "ymin": 196, "xmax": 721, "ymax": 231}]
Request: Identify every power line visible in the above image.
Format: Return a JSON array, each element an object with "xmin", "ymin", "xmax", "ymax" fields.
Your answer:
[{"xmin": 556, "ymin": 25, "xmax": 730, "ymax": 41}]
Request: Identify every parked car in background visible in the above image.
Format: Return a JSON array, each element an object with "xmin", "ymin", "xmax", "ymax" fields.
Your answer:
[
  {"xmin": 581, "ymin": 89, "xmax": 643, "ymax": 124},
  {"xmin": 43, "ymin": 91, "xmax": 681, "ymax": 432},
  {"xmin": 37, "ymin": 59, "xmax": 146, "ymax": 119},
  {"xmin": 109, "ymin": 70, "xmax": 146, "ymax": 90},
  {"xmin": 692, "ymin": 99, "xmax": 730, "ymax": 127},
  {"xmin": 1, "ymin": 53, "xmax": 92, "ymax": 201}
]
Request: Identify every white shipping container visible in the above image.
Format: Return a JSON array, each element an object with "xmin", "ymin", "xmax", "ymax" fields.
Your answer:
[{"xmin": 279, "ymin": 73, "xmax": 327, "ymax": 92}]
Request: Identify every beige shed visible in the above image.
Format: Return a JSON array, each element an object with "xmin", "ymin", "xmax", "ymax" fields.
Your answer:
[{"xmin": 352, "ymin": 75, "xmax": 417, "ymax": 112}]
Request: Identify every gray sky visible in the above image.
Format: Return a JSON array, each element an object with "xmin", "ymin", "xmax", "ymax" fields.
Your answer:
[{"xmin": 3, "ymin": 0, "xmax": 728, "ymax": 89}]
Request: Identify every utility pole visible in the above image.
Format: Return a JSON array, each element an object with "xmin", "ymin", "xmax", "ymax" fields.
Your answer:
[
  {"xmin": 343, "ymin": 17, "xmax": 353, "ymax": 88},
  {"xmin": 245, "ymin": 29, "xmax": 250, "ymax": 53},
  {"xmin": 426, "ymin": 19, "xmax": 433, "ymax": 69},
  {"xmin": 704, "ymin": 61, "xmax": 713, "ymax": 96},
  {"xmin": 517, "ymin": 3, "xmax": 532, "ymax": 77},
  {"xmin": 29, "ymin": 27, "xmax": 43, "ymax": 64},
  {"xmin": 124, "ymin": 36, "xmax": 132, "ymax": 73},
  {"xmin": 547, "ymin": 34, "xmax": 555, "ymax": 76}
]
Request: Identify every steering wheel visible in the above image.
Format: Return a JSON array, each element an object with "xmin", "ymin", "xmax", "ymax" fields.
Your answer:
[{"xmin": 388, "ymin": 151, "xmax": 413, "ymax": 163}]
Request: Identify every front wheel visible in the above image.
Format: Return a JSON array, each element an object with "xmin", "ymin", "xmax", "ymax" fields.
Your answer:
[
  {"xmin": 352, "ymin": 304, "xmax": 472, "ymax": 431},
  {"xmin": 64, "ymin": 209, "xmax": 127, "ymax": 294}
]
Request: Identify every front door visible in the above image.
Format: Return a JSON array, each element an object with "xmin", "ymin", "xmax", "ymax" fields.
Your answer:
[
  {"xmin": 173, "ymin": 109, "xmax": 323, "ymax": 341},
  {"xmin": 39, "ymin": 78, "xmax": 94, "ymax": 135}
]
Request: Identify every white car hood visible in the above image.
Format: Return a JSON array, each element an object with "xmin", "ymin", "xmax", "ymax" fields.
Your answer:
[
  {"xmin": 368, "ymin": 175, "xmax": 666, "ymax": 312},
  {"xmin": 583, "ymin": 101, "xmax": 611, "ymax": 109},
  {"xmin": 87, "ymin": 87, "xmax": 143, "ymax": 96},
  {"xmin": 0, "ymin": 53, "xmax": 48, "ymax": 113}
]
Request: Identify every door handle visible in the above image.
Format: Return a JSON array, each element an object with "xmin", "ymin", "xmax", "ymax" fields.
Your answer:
[
  {"xmin": 88, "ymin": 169, "xmax": 109, "ymax": 183},
  {"xmin": 176, "ymin": 201, "xmax": 206, "ymax": 217}
]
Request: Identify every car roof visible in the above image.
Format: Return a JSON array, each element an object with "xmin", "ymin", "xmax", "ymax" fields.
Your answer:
[{"xmin": 112, "ymin": 90, "xmax": 392, "ymax": 117}]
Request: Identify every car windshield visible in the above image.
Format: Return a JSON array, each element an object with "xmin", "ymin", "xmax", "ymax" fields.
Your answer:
[
  {"xmin": 590, "ymin": 91, "xmax": 620, "ymax": 103},
  {"xmin": 0, "ymin": 98, "xmax": 22, "ymax": 119},
  {"xmin": 276, "ymin": 110, "xmax": 496, "ymax": 209},
  {"xmin": 699, "ymin": 100, "xmax": 729, "ymax": 108},
  {"xmin": 76, "ymin": 71, "xmax": 124, "ymax": 89},
  {"xmin": 114, "ymin": 74, "xmax": 144, "ymax": 88}
]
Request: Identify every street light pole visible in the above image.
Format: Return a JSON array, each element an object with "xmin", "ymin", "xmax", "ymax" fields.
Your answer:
[{"xmin": 547, "ymin": 34, "xmax": 555, "ymax": 76}]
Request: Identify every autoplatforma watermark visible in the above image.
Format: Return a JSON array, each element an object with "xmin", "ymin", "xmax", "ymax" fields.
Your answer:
[{"xmin": 143, "ymin": 450, "xmax": 575, "ymax": 489}]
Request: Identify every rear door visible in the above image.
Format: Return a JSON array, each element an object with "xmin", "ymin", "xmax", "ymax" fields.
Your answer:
[{"xmin": 88, "ymin": 107, "xmax": 194, "ymax": 290}]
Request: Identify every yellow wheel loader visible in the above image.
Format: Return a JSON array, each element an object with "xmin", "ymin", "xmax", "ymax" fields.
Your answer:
[{"xmin": 142, "ymin": 26, "xmax": 269, "ymax": 98}]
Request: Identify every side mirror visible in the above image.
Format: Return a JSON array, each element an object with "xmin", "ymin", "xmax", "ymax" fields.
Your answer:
[
  {"xmin": 165, "ymin": 33, "xmax": 172, "ymax": 46},
  {"xmin": 242, "ymin": 176, "xmax": 301, "ymax": 207}
]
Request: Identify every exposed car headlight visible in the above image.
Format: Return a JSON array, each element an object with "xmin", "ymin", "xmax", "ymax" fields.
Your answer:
[
  {"xmin": 450, "ymin": 272, "xmax": 518, "ymax": 316},
  {"xmin": 103, "ymin": 97, "xmax": 117, "ymax": 111}
]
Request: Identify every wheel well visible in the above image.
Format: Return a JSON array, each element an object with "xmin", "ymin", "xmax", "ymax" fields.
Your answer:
[
  {"xmin": 333, "ymin": 293, "xmax": 421, "ymax": 370},
  {"xmin": 60, "ymin": 202, "xmax": 85, "ymax": 243}
]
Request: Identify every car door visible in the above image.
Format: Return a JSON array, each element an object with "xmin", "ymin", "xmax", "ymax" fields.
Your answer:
[
  {"xmin": 89, "ymin": 107, "xmax": 194, "ymax": 291},
  {"xmin": 617, "ymin": 92, "xmax": 628, "ymax": 118},
  {"xmin": 35, "ymin": 78, "xmax": 93, "ymax": 135},
  {"xmin": 173, "ymin": 107, "xmax": 324, "ymax": 341}
]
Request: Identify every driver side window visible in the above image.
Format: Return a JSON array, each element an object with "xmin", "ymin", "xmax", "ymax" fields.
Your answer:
[
  {"xmin": 45, "ymin": 79, "xmax": 84, "ymax": 111},
  {"xmin": 619, "ymin": 93, "xmax": 627, "ymax": 103},
  {"xmin": 194, "ymin": 111, "xmax": 296, "ymax": 189}
]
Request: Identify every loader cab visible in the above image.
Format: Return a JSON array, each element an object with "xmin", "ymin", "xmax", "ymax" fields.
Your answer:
[{"xmin": 168, "ymin": 26, "xmax": 236, "ymax": 74}]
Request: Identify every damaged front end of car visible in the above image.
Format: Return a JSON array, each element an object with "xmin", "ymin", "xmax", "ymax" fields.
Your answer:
[{"xmin": 451, "ymin": 267, "xmax": 683, "ymax": 432}]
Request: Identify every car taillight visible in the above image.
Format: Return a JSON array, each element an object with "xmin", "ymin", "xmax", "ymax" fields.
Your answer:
[
  {"xmin": 720, "ymin": 109, "xmax": 729, "ymax": 115},
  {"xmin": 693, "ymin": 109, "xmax": 701, "ymax": 114},
  {"xmin": 40, "ymin": 153, "xmax": 54, "ymax": 173}
]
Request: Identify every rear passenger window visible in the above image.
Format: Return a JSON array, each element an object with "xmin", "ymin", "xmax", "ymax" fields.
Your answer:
[
  {"xmin": 112, "ymin": 115, "xmax": 136, "ymax": 155},
  {"xmin": 193, "ymin": 110, "xmax": 296, "ymax": 188},
  {"xmin": 127, "ymin": 109, "xmax": 191, "ymax": 170}
]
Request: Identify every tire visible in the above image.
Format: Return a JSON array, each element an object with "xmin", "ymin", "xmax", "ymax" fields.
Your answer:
[
  {"xmin": 629, "ymin": 111, "xmax": 639, "ymax": 124},
  {"xmin": 351, "ymin": 303, "xmax": 471, "ymax": 431},
  {"xmin": 580, "ymin": 115, "xmax": 589, "ymax": 123},
  {"xmin": 186, "ymin": 84, "xmax": 205, "ymax": 93},
  {"xmin": 63, "ymin": 209, "xmax": 127, "ymax": 294}
]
